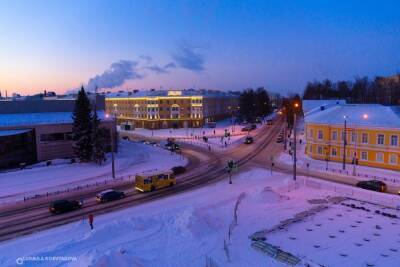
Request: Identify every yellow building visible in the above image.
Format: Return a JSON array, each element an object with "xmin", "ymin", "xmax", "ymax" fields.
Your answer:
[
  {"xmin": 305, "ymin": 104, "xmax": 400, "ymax": 171},
  {"xmin": 105, "ymin": 89, "xmax": 238, "ymax": 129}
]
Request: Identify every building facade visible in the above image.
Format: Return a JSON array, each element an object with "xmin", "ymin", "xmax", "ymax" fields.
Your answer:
[
  {"xmin": 105, "ymin": 90, "xmax": 239, "ymax": 129},
  {"xmin": 305, "ymin": 104, "xmax": 400, "ymax": 171},
  {"xmin": 0, "ymin": 97, "xmax": 114, "ymax": 169}
]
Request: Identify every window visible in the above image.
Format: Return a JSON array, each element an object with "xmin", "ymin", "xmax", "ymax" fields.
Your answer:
[
  {"xmin": 309, "ymin": 129, "xmax": 314, "ymax": 139},
  {"xmin": 341, "ymin": 131, "xmax": 346, "ymax": 141},
  {"xmin": 389, "ymin": 154, "xmax": 397, "ymax": 165},
  {"xmin": 309, "ymin": 145, "xmax": 313, "ymax": 153},
  {"xmin": 332, "ymin": 131, "xmax": 338, "ymax": 141},
  {"xmin": 362, "ymin": 133, "xmax": 368, "ymax": 144},
  {"xmin": 391, "ymin": 135, "xmax": 398, "ymax": 146},
  {"xmin": 331, "ymin": 148, "xmax": 337, "ymax": 156},
  {"xmin": 377, "ymin": 134, "xmax": 384, "ymax": 145},
  {"xmin": 376, "ymin": 152, "xmax": 384, "ymax": 163},
  {"xmin": 351, "ymin": 132, "xmax": 357, "ymax": 143},
  {"xmin": 40, "ymin": 133, "xmax": 67, "ymax": 142},
  {"xmin": 317, "ymin": 146, "xmax": 323, "ymax": 155},
  {"xmin": 361, "ymin": 151, "xmax": 368, "ymax": 161},
  {"xmin": 318, "ymin": 130, "xmax": 323, "ymax": 140}
]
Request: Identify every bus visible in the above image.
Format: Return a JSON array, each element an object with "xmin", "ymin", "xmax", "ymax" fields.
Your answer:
[{"xmin": 134, "ymin": 170, "xmax": 176, "ymax": 192}]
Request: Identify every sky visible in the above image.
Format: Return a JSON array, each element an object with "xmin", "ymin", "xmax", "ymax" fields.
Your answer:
[{"xmin": 0, "ymin": 0, "xmax": 399, "ymax": 96}]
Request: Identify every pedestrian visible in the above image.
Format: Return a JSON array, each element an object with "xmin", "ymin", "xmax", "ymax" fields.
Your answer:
[
  {"xmin": 299, "ymin": 139, "xmax": 302, "ymax": 144},
  {"xmin": 208, "ymin": 145, "xmax": 211, "ymax": 151},
  {"xmin": 213, "ymin": 130, "xmax": 216, "ymax": 135},
  {"xmin": 225, "ymin": 141, "xmax": 227, "ymax": 147},
  {"xmin": 88, "ymin": 214, "xmax": 94, "ymax": 230}
]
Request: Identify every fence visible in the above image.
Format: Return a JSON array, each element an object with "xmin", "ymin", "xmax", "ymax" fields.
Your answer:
[
  {"xmin": 273, "ymin": 177, "xmax": 400, "ymax": 209},
  {"xmin": 21, "ymin": 169, "xmax": 167, "ymax": 202}
]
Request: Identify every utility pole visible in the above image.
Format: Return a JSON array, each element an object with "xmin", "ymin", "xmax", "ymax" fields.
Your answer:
[
  {"xmin": 342, "ymin": 117, "xmax": 347, "ymax": 170},
  {"xmin": 284, "ymin": 111, "xmax": 287, "ymax": 150},
  {"xmin": 111, "ymin": 103, "xmax": 117, "ymax": 178},
  {"xmin": 293, "ymin": 112, "xmax": 297, "ymax": 181}
]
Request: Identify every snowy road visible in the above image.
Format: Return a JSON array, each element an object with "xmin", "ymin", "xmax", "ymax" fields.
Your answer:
[{"xmin": 0, "ymin": 115, "xmax": 286, "ymax": 242}]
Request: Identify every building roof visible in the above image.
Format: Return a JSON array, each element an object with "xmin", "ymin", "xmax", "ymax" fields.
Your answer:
[
  {"xmin": 0, "ymin": 111, "xmax": 111, "ymax": 127},
  {"xmin": 0, "ymin": 129, "xmax": 32, "ymax": 137},
  {"xmin": 302, "ymin": 99, "xmax": 346, "ymax": 116},
  {"xmin": 105, "ymin": 89, "xmax": 235, "ymax": 99},
  {"xmin": 305, "ymin": 104, "xmax": 400, "ymax": 129}
]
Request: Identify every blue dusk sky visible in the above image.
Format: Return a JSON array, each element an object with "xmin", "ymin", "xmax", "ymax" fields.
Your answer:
[{"xmin": 0, "ymin": 0, "xmax": 399, "ymax": 95}]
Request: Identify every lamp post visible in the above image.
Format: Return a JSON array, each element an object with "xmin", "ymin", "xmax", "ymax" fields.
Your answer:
[
  {"xmin": 111, "ymin": 103, "xmax": 118, "ymax": 178},
  {"xmin": 283, "ymin": 107, "xmax": 287, "ymax": 150},
  {"xmin": 293, "ymin": 102, "xmax": 299, "ymax": 181},
  {"xmin": 342, "ymin": 115, "xmax": 347, "ymax": 170}
]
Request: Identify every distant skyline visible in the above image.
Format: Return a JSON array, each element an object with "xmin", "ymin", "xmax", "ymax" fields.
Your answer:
[{"xmin": 0, "ymin": 0, "xmax": 399, "ymax": 96}]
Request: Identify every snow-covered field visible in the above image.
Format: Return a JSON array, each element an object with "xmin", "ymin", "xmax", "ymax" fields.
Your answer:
[
  {"xmin": 1, "ymin": 167, "xmax": 398, "ymax": 266},
  {"xmin": 0, "ymin": 140, "xmax": 187, "ymax": 204}
]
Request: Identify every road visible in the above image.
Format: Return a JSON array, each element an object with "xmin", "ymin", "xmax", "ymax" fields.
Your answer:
[{"xmin": 0, "ymin": 116, "xmax": 285, "ymax": 242}]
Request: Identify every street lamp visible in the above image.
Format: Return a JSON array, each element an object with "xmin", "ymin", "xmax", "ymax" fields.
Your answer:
[
  {"xmin": 111, "ymin": 103, "xmax": 118, "ymax": 178},
  {"xmin": 342, "ymin": 115, "xmax": 347, "ymax": 170},
  {"xmin": 293, "ymin": 102, "xmax": 299, "ymax": 181}
]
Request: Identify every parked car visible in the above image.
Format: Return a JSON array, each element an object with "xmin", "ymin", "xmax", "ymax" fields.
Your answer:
[
  {"xmin": 171, "ymin": 166, "xmax": 186, "ymax": 175},
  {"xmin": 96, "ymin": 189, "xmax": 125, "ymax": 203},
  {"xmin": 244, "ymin": 136, "xmax": 254, "ymax": 144},
  {"xmin": 122, "ymin": 136, "xmax": 129, "ymax": 140},
  {"xmin": 356, "ymin": 180, "xmax": 387, "ymax": 192},
  {"xmin": 250, "ymin": 124, "xmax": 257, "ymax": 130},
  {"xmin": 241, "ymin": 126, "xmax": 251, "ymax": 132},
  {"xmin": 276, "ymin": 137, "xmax": 284, "ymax": 143},
  {"xmin": 49, "ymin": 199, "xmax": 82, "ymax": 214}
]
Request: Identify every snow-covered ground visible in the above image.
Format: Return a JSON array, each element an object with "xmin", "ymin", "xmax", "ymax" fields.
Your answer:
[
  {"xmin": 278, "ymin": 118, "xmax": 400, "ymax": 185},
  {"xmin": 120, "ymin": 115, "xmax": 276, "ymax": 152},
  {"xmin": 1, "ymin": 167, "xmax": 398, "ymax": 266},
  {"xmin": 0, "ymin": 140, "xmax": 187, "ymax": 204}
]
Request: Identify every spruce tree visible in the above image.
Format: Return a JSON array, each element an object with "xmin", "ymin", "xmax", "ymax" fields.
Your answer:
[
  {"xmin": 92, "ymin": 106, "xmax": 107, "ymax": 164},
  {"xmin": 72, "ymin": 86, "xmax": 93, "ymax": 162}
]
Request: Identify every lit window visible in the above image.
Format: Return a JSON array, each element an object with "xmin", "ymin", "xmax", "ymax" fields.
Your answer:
[
  {"xmin": 377, "ymin": 134, "xmax": 385, "ymax": 145},
  {"xmin": 317, "ymin": 146, "xmax": 323, "ymax": 155},
  {"xmin": 309, "ymin": 129, "xmax": 314, "ymax": 139},
  {"xmin": 331, "ymin": 148, "xmax": 337, "ymax": 156}
]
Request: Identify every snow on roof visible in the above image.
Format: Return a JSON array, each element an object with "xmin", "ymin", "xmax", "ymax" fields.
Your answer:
[
  {"xmin": 305, "ymin": 104, "xmax": 400, "ymax": 129},
  {"xmin": 303, "ymin": 99, "xmax": 346, "ymax": 116},
  {"xmin": 105, "ymin": 89, "xmax": 235, "ymax": 98},
  {"xmin": 0, "ymin": 111, "xmax": 111, "ymax": 127},
  {"xmin": 0, "ymin": 129, "xmax": 32, "ymax": 137},
  {"xmin": 136, "ymin": 169, "xmax": 173, "ymax": 177}
]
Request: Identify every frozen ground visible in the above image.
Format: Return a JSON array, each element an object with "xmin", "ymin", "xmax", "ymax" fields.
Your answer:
[
  {"xmin": 278, "ymin": 118, "xmax": 400, "ymax": 185},
  {"xmin": 1, "ymin": 167, "xmax": 398, "ymax": 266},
  {"xmin": 0, "ymin": 140, "xmax": 187, "ymax": 204}
]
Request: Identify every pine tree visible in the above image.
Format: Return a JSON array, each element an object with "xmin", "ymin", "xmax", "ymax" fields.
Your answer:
[
  {"xmin": 92, "ymin": 105, "xmax": 107, "ymax": 165},
  {"xmin": 72, "ymin": 86, "xmax": 93, "ymax": 162}
]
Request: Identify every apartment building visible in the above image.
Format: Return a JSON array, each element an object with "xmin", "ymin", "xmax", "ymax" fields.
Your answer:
[
  {"xmin": 105, "ymin": 89, "xmax": 239, "ymax": 129},
  {"xmin": 305, "ymin": 104, "xmax": 400, "ymax": 171}
]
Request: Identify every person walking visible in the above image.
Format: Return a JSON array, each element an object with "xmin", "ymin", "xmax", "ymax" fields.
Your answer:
[{"xmin": 88, "ymin": 214, "xmax": 94, "ymax": 230}]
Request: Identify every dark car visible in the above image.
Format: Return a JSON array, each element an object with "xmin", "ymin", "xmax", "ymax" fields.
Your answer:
[
  {"xmin": 166, "ymin": 143, "xmax": 180, "ymax": 151},
  {"xmin": 241, "ymin": 126, "xmax": 251, "ymax": 132},
  {"xmin": 250, "ymin": 124, "xmax": 257, "ymax": 130},
  {"xmin": 171, "ymin": 166, "xmax": 186, "ymax": 175},
  {"xmin": 244, "ymin": 136, "xmax": 254, "ymax": 144},
  {"xmin": 96, "ymin": 189, "xmax": 125, "ymax": 203},
  {"xmin": 49, "ymin": 199, "xmax": 82, "ymax": 214},
  {"xmin": 276, "ymin": 137, "xmax": 284, "ymax": 143},
  {"xmin": 356, "ymin": 180, "xmax": 387, "ymax": 192}
]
